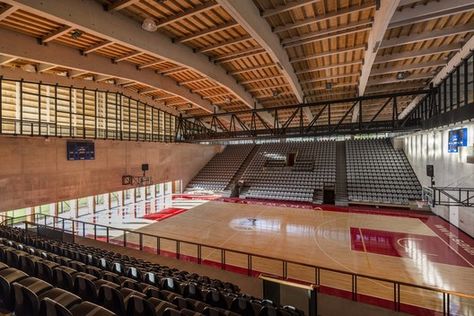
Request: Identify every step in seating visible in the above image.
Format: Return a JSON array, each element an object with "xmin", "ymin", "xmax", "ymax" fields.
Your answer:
[
  {"xmin": 346, "ymin": 139, "xmax": 422, "ymax": 206},
  {"xmin": 0, "ymin": 225, "xmax": 304, "ymax": 316},
  {"xmin": 186, "ymin": 144, "xmax": 255, "ymax": 193},
  {"xmin": 240, "ymin": 141, "xmax": 336, "ymax": 203}
]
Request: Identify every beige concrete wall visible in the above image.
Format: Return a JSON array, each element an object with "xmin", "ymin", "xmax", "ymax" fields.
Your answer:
[
  {"xmin": 397, "ymin": 123, "xmax": 474, "ymax": 237},
  {"xmin": 0, "ymin": 136, "xmax": 219, "ymax": 211}
]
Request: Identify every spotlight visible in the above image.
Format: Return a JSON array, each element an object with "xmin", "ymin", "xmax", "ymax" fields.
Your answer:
[
  {"xmin": 70, "ymin": 29, "xmax": 83, "ymax": 39},
  {"xmin": 21, "ymin": 64, "xmax": 36, "ymax": 73},
  {"xmin": 225, "ymin": 97, "xmax": 232, "ymax": 104},
  {"xmin": 272, "ymin": 90, "xmax": 281, "ymax": 97},
  {"xmin": 142, "ymin": 18, "xmax": 158, "ymax": 32},
  {"xmin": 396, "ymin": 71, "xmax": 409, "ymax": 80},
  {"xmin": 325, "ymin": 82, "xmax": 333, "ymax": 90}
]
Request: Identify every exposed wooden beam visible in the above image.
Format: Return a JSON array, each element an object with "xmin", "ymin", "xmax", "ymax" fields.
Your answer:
[
  {"xmin": 68, "ymin": 69, "xmax": 88, "ymax": 78},
  {"xmin": 113, "ymin": 51, "xmax": 142, "ymax": 63},
  {"xmin": 82, "ymin": 40, "xmax": 113, "ymax": 55},
  {"xmin": 161, "ymin": 66, "xmax": 187, "ymax": 76},
  {"xmin": 179, "ymin": 77, "xmax": 208, "ymax": 85},
  {"xmin": 213, "ymin": 47, "xmax": 266, "ymax": 64},
  {"xmin": 282, "ymin": 20, "xmax": 372, "ymax": 48},
  {"xmin": 374, "ymin": 43, "xmax": 461, "ymax": 64},
  {"xmin": 137, "ymin": 60, "xmax": 167, "ymax": 70},
  {"xmin": 273, "ymin": 3, "xmax": 375, "ymax": 33},
  {"xmin": 366, "ymin": 82, "xmax": 424, "ymax": 94},
  {"xmin": 197, "ymin": 35, "xmax": 252, "ymax": 53},
  {"xmin": 94, "ymin": 74, "xmax": 115, "ymax": 82},
  {"xmin": 290, "ymin": 45, "xmax": 366, "ymax": 63},
  {"xmin": 41, "ymin": 25, "xmax": 72, "ymax": 43},
  {"xmin": 5, "ymin": 0, "xmax": 268, "ymax": 124},
  {"xmin": 156, "ymin": 1, "xmax": 219, "ymax": 28},
  {"xmin": 0, "ymin": 4, "xmax": 17, "ymax": 20},
  {"xmin": 399, "ymin": 34, "xmax": 474, "ymax": 119},
  {"xmin": 300, "ymin": 72, "xmax": 360, "ymax": 84},
  {"xmin": 139, "ymin": 87, "xmax": 160, "ymax": 95},
  {"xmin": 107, "ymin": 0, "xmax": 139, "ymax": 11},
  {"xmin": 0, "ymin": 55, "xmax": 16, "ymax": 65},
  {"xmin": 239, "ymin": 75, "xmax": 286, "ymax": 85},
  {"xmin": 192, "ymin": 85, "xmax": 225, "ymax": 93},
  {"xmin": 399, "ymin": 0, "xmax": 423, "ymax": 7},
  {"xmin": 229, "ymin": 64, "xmax": 277, "ymax": 75},
  {"xmin": 358, "ymin": 0, "xmax": 400, "ymax": 97},
  {"xmin": 295, "ymin": 60, "xmax": 363, "ymax": 75},
  {"xmin": 390, "ymin": 0, "xmax": 474, "ymax": 29},
  {"xmin": 0, "ymin": 27, "xmax": 214, "ymax": 113},
  {"xmin": 177, "ymin": 21, "xmax": 238, "ymax": 43},
  {"xmin": 248, "ymin": 83, "xmax": 291, "ymax": 93},
  {"xmin": 380, "ymin": 22, "xmax": 474, "ymax": 49},
  {"xmin": 36, "ymin": 63, "xmax": 56, "ymax": 72},
  {"xmin": 304, "ymin": 82, "xmax": 357, "ymax": 91},
  {"xmin": 370, "ymin": 60, "xmax": 446, "ymax": 76},
  {"xmin": 367, "ymin": 72, "xmax": 432, "ymax": 86},
  {"xmin": 262, "ymin": 0, "xmax": 320, "ymax": 18}
]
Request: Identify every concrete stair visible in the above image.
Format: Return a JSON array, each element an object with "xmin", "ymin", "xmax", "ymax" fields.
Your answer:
[{"xmin": 335, "ymin": 141, "xmax": 348, "ymax": 206}]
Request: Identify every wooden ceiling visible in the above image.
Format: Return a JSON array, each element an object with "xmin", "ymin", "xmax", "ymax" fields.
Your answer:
[{"xmin": 0, "ymin": 0, "xmax": 472, "ymax": 128}]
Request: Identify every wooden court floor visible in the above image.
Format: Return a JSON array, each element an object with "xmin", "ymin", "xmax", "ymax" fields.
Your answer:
[{"xmin": 120, "ymin": 201, "xmax": 474, "ymax": 315}]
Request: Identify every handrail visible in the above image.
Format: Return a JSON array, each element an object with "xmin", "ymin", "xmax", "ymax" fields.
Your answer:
[
  {"xmin": 430, "ymin": 186, "xmax": 474, "ymax": 207},
  {"xmin": 4, "ymin": 213, "xmax": 473, "ymax": 314}
]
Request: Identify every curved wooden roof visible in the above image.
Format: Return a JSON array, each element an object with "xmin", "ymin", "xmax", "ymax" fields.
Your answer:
[{"xmin": 0, "ymin": 0, "xmax": 472, "ymax": 128}]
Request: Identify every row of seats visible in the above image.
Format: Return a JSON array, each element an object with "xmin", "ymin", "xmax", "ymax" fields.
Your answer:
[
  {"xmin": 241, "ymin": 141, "xmax": 336, "ymax": 203},
  {"xmin": 0, "ymin": 225, "xmax": 304, "ymax": 316},
  {"xmin": 186, "ymin": 144, "xmax": 255, "ymax": 192},
  {"xmin": 346, "ymin": 139, "xmax": 422, "ymax": 205}
]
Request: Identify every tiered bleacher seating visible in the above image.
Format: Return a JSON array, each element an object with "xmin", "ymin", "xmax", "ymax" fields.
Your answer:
[
  {"xmin": 346, "ymin": 139, "xmax": 422, "ymax": 205},
  {"xmin": 0, "ymin": 225, "xmax": 304, "ymax": 316},
  {"xmin": 186, "ymin": 144, "xmax": 255, "ymax": 193},
  {"xmin": 240, "ymin": 141, "xmax": 336, "ymax": 202}
]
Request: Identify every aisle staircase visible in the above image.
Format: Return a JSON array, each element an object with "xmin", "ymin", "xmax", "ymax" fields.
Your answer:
[
  {"xmin": 335, "ymin": 141, "xmax": 348, "ymax": 205},
  {"xmin": 223, "ymin": 144, "xmax": 260, "ymax": 197}
]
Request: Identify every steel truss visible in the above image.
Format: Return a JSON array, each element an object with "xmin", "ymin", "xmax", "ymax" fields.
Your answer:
[{"xmin": 176, "ymin": 90, "xmax": 431, "ymax": 141}]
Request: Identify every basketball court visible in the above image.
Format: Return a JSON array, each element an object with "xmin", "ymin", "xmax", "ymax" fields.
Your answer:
[{"xmin": 104, "ymin": 200, "xmax": 472, "ymax": 314}]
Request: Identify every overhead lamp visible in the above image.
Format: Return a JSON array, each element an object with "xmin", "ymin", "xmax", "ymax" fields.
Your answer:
[
  {"xmin": 396, "ymin": 71, "xmax": 409, "ymax": 80},
  {"xmin": 142, "ymin": 18, "xmax": 158, "ymax": 32},
  {"xmin": 21, "ymin": 64, "xmax": 36, "ymax": 73},
  {"xmin": 325, "ymin": 82, "xmax": 333, "ymax": 90},
  {"xmin": 225, "ymin": 97, "xmax": 232, "ymax": 104},
  {"xmin": 272, "ymin": 90, "xmax": 281, "ymax": 97},
  {"xmin": 70, "ymin": 29, "xmax": 83, "ymax": 39}
]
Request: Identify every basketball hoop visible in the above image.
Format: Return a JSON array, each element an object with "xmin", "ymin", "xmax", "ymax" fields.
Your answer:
[
  {"xmin": 122, "ymin": 164, "xmax": 152, "ymax": 187},
  {"xmin": 416, "ymin": 200, "xmax": 428, "ymax": 208}
]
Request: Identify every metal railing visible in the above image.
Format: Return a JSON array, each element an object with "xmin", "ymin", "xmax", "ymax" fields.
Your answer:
[
  {"xmin": 2, "ymin": 213, "xmax": 473, "ymax": 315},
  {"xmin": 0, "ymin": 118, "xmax": 176, "ymax": 143},
  {"xmin": 430, "ymin": 187, "xmax": 474, "ymax": 207}
]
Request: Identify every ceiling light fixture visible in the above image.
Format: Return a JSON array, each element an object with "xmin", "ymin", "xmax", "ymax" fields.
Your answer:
[
  {"xmin": 325, "ymin": 82, "xmax": 333, "ymax": 90},
  {"xmin": 70, "ymin": 29, "xmax": 83, "ymax": 39},
  {"xmin": 272, "ymin": 90, "xmax": 281, "ymax": 97},
  {"xmin": 21, "ymin": 64, "xmax": 36, "ymax": 73},
  {"xmin": 396, "ymin": 71, "xmax": 409, "ymax": 80},
  {"xmin": 142, "ymin": 18, "xmax": 158, "ymax": 32}
]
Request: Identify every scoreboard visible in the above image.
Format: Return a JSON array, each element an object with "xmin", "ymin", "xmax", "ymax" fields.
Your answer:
[{"xmin": 67, "ymin": 141, "xmax": 95, "ymax": 160}]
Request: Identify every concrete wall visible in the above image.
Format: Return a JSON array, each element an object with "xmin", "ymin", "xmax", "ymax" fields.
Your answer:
[
  {"xmin": 398, "ymin": 123, "xmax": 474, "ymax": 237},
  {"xmin": 0, "ymin": 136, "xmax": 220, "ymax": 211}
]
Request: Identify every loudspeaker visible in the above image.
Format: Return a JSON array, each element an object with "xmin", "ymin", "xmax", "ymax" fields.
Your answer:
[
  {"xmin": 426, "ymin": 165, "xmax": 434, "ymax": 177},
  {"xmin": 141, "ymin": 164, "xmax": 149, "ymax": 172}
]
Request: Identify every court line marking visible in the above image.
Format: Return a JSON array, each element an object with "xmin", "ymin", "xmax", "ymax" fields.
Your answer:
[{"xmin": 358, "ymin": 228, "xmax": 368, "ymax": 252}]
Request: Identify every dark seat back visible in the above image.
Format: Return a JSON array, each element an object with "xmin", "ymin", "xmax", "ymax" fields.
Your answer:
[
  {"xmin": 98, "ymin": 284, "xmax": 127, "ymax": 316},
  {"xmin": 74, "ymin": 274, "xmax": 98, "ymax": 302},
  {"xmin": 0, "ymin": 267, "xmax": 28, "ymax": 310},
  {"xmin": 39, "ymin": 297, "xmax": 73, "ymax": 316},
  {"xmin": 125, "ymin": 295, "xmax": 157, "ymax": 316}
]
